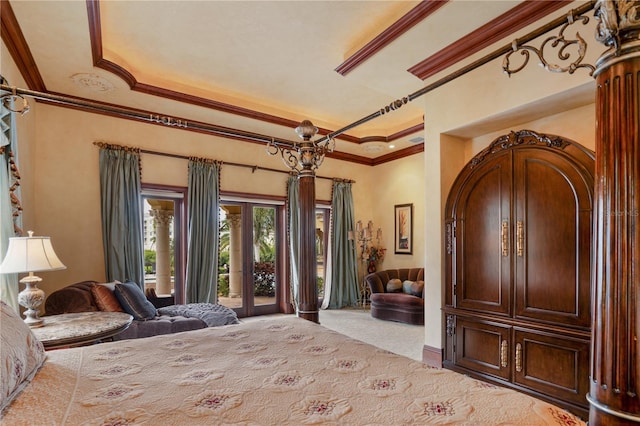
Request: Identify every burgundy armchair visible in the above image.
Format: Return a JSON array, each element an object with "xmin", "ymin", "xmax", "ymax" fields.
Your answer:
[{"xmin": 365, "ymin": 268, "xmax": 424, "ymax": 325}]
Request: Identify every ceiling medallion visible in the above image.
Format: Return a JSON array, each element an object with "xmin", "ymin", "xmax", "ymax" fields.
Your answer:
[
  {"xmin": 70, "ymin": 73, "xmax": 115, "ymax": 92},
  {"xmin": 361, "ymin": 141, "xmax": 387, "ymax": 153}
]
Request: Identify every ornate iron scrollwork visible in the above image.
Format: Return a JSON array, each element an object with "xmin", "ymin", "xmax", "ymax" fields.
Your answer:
[
  {"xmin": 266, "ymin": 121, "xmax": 336, "ymax": 174},
  {"xmin": 0, "ymin": 85, "xmax": 30, "ymax": 115},
  {"xmin": 503, "ymin": 10, "xmax": 595, "ymax": 77}
]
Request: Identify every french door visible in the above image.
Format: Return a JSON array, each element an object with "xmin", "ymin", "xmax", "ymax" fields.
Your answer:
[{"xmin": 218, "ymin": 200, "xmax": 282, "ymax": 318}]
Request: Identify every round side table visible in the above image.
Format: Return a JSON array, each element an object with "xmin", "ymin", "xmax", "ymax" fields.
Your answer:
[{"xmin": 32, "ymin": 311, "xmax": 133, "ymax": 350}]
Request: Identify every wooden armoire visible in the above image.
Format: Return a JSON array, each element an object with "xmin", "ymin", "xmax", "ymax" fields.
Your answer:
[{"xmin": 443, "ymin": 130, "xmax": 594, "ymax": 418}]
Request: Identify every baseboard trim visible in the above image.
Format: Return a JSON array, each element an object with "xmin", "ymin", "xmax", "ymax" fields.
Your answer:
[{"xmin": 422, "ymin": 344, "xmax": 443, "ymax": 368}]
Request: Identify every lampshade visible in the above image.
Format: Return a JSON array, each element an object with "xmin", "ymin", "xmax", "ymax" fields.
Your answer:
[
  {"xmin": 0, "ymin": 233, "xmax": 66, "ymax": 274},
  {"xmin": 0, "ymin": 231, "xmax": 66, "ymax": 327}
]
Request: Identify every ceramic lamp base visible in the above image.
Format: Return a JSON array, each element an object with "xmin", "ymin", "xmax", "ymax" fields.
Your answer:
[{"xmin": 17, "ymin": 278, "xmax": 45, "ymax": 328}]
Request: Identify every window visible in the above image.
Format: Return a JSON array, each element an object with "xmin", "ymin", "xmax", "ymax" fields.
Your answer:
[
  {"xmin": 316, "ymin": 206, "xmax": 330, "ymax": 301},
  {"xmin": 140, "ymin": 185, "xmax": 186, "ymax": 303}
]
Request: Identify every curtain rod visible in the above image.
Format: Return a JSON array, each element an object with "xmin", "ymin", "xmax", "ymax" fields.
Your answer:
[
  {"xmin": 92, "ymin": 141, "xmax": 351, "ymax": 183},
  {"xmin": 1, "ymin": 1, "xmax": 595, "ymax": 147},
  {"xmin": 0, "ymin": 85, "xmax": 299, "ymax": 149}
]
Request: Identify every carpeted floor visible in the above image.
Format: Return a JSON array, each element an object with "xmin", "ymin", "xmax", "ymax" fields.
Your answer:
[
  {"xmin": 242, "ymin": 307, "xmax": 424, "ymax": 361},
  {"xmin": 319, "ymin": 307, "xmax": 424, "ymax": 361}
]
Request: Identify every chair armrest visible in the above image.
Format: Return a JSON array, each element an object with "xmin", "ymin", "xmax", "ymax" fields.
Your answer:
[
  {"xmin": 365, "ymin": 273, "xmax": 385, "ymax": 294},
  {"xmin": 147, "ymin": 295, "xmax": 175, "ymax": 308},
  {"xmin": 144, "ymin": 288, "xmax": 175, "ymax": 308}
]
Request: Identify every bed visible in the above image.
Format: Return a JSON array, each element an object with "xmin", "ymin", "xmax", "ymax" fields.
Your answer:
[{"xmin": 1, "ymin": 301, "xmax": 585, "ymax": 425}]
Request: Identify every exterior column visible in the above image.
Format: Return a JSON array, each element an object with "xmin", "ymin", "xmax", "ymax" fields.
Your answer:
[
  {"xmin": 589, "ymin": 2, "xmax": 640, "ymax": 424},
  {"xmin": 150, "ymin": 207, "xmax": 174, "ymax": 295},
  {"xmin": 228, "ymin": 213, "xmax": 242, "ymax": 298}
]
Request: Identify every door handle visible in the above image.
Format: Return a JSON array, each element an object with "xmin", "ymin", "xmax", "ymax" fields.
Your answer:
[
  {"xmin": 515, "ymin": 343, "xmax": 522, "ymax": 372},
  {"xmin": 500, "ymin": 340, "xmax": 508, "ymax": 368},
  {"xmin": 516, "ymin": 221, "xmax": 524, "ymax": 257},
  {"xmin": 501, "ymin": 221, "xmax": 509, "ymax": 257}
]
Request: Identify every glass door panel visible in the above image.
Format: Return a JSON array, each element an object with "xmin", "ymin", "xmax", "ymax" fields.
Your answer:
[
  {"xmin": 218, "ymin": 202, "xmax": 280, "ymax": 318},
  {"xmin": 252, "ymin": 206, "xmax": 276, "ymax": 307},
  {"xmin": 315, "ymin": 208, "xmax": 329, "ymax": 302},
  {"xmin": 218, "ymin": 204, "xmax": 243, "ymax": 310}
]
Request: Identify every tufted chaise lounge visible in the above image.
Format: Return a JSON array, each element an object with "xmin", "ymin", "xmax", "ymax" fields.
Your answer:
[
  {"xmin": 44, "ymin": 281, "xmax": 228, "ymax": 340},
  {"xmin": 365, "ymin": 268, "xmax": 424, "ymax": 325}
]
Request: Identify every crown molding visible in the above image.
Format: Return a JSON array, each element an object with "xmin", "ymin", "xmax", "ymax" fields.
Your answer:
[
  {"xmin": 0, "ymin": 0, "xmax": 46, "ymax": 91},
  {"xmin": 85, "ymin": 0, "xmax": 424, "ymax": 154},
  {"xmin": 335, "ymin": 1, "xmax": 448, "ymax": 76},
  {"xmin": 407, "ymin": 0, "xmax": 572, "ymax": 80},
  {"xmin": 1, "ymin": 0, "xmax": 424, "ymax": 166},
  {"xmin": 372, "ymin": 143, "xmax": 424, "ymax": 165},
  {"xmin": 86, "ymin": 2, "xmax": 306, "ymax": 132},
  {"xmin": 388, "ymin": 123, "xmax": 424, "ymax": 141}
]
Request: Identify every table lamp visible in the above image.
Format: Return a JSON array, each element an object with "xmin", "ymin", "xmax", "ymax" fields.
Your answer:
[{"xmin": 0, "ymin": 231, "xmax": 66, "ymax": 327}]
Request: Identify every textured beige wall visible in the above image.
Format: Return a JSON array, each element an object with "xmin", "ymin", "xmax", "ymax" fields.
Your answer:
[
  {"xmin": 468, "ymin": 104, "xmax": 596, "ymax": 157},
  {"xmin": 367, "ymin": 153, "xmax": 425, "ymax": 271}
]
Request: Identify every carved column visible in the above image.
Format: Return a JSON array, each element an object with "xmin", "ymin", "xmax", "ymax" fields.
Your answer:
[
  {"xmin": 295, "ymin": 120, "xmax": 320, "ymax": 323},
  {"xmin": 149, "ymin": 207, "xmax": 174, "ymax": 296},
  {"xmin": 589, "ymin": 2, "xmax": 640, "ymax": 424},
  {"xmin": 266, "ymin": 119, "xmax": 329, "ymax": 323},
  {"xmin": 227, "ymin": 213, "xmax": 242, "ymax": 298},
  {"xmin": 297, "ymin": 171, "xmax": 318, "ymax": 323}
]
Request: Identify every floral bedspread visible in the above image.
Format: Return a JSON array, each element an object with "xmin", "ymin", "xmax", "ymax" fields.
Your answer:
[{"xmin": 2, "ymin": 317, "xmax": 585, "ymax": 425}]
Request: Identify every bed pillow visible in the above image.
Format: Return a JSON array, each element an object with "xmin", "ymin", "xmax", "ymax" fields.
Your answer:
[
  {"xmin": 91, "ymin": 284, "xmax": 124, "ymax": 312},
  {"xmin": 403, "ymin": 280, "xmax": 425, "ymax": 297},
  {"xmin": 0, "ymin": 301, "xmax": 46, "ymax": 413},
  {"xmin": 114, "ymin": 282, "xmax": 157, "ymax": 320},
  {"xmin": 386, "ymin": 278, "xmax": 403, "ymax": 293}
]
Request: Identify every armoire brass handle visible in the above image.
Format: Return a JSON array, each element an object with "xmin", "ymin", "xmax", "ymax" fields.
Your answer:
[
  {"xmin": 516, "ymin": 221, "xmax": 524, "ymax": 257},
  {"xmin": 500, "ymin": 340, "xmax": 508, "ymax": 368},
  {"xmin": 501, "ymin": 221, "xmax": 509, "ymax": 257},
  {"xmin": 515, "ymin": 343, "xmax": 522, "ymax": 372}
]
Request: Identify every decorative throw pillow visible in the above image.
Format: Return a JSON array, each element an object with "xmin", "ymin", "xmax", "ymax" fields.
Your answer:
[
  {"xmin": 98, "ymin": 280, "xmax": 120, "ymax": 292},
  {"xmin": 386, "ymin": 278, "xmax": 403, "ymax": 293},
  {"xmin": 403, "ymin": 280, "xmax": 424, "ymax": 297},
  {"xmin": 91, "ymin": 284, "xmax": 124, "ymax": 312},
  {"xmin": 114, "ymin": 282, "xmax": 157, "ymax": 320},
  {"xmin": 0, "ymin": 301, "xmax": 46, "ymax": 413}
]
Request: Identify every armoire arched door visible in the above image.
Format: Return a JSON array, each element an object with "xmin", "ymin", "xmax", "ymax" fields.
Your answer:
[{"xmin": 443, "ymin": 130, "xmax": 594, "ymax": 419}]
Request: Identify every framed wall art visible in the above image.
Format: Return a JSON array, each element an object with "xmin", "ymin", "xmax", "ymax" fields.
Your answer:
[{"xmin": 394, "ymin": 203, "xmax": 413, "ymax": 254}]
